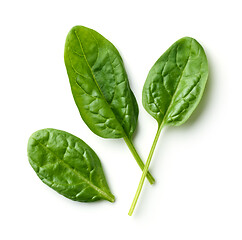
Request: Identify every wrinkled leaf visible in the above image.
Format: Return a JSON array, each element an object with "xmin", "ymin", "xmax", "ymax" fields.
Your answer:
[
  {"xmin": 143, "ymin": 37, "xmax": 208, "ymax": 126},
  {"xmin": 128, "ymin": 37, "xmax": 209, "ymax": 216},
  {"xmin": 64, "ymin": 26, "xmax": 138, "ymax": 139},
  {"xmin": 27, "ymin": 128, "xmax": 115, "ymax": 202}
]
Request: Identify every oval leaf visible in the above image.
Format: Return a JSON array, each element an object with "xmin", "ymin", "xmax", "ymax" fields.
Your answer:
[
  {"xmin": 27, "ymin": 129, "xmax": 115, "ymax": 202},
  {"xmin": 142, "ymin": 37, "xmax": 208, "ymax": 126},
  {"xmin": 64, "ymin": 26, "xmax": 138, "ymax": 138}
]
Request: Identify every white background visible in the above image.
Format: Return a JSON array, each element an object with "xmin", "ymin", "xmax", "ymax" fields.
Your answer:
[{"xmin": 1, "ymin": 0, "xmax": 242, "ymax": 239}]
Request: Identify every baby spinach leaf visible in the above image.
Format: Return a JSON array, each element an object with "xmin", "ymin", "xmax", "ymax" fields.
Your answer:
[
  {"xmin": 129, "ymin": 37, "xmax": 208, "ymax": 215},
  {"xmin": 27, "ymin": 128, "xmax": 115, "ymax": 202},
  {"xmin": 64, "ymin": 26, "xmax": 155, "ymax": 184}
]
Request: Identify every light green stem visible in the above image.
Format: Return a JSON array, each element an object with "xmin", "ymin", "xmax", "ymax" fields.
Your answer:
[
  {"xmin": 128, "ymin": 123, "xmax": 164, "ymax": 216},
  {"xmin": 123, "ymin": 136, "xmax": 155, "ymax": 185}
]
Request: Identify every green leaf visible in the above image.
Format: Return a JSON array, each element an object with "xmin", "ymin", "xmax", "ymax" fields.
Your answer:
[
  {"xmin": 129, "ymin": 37, "xmax": 208, "ymax": 215},
  {"xmin": 27, "ymin": 128, "xmax": 115, "ymax": 202},
  {"xmin": 143, "ymin": 37, "xmax": 208, "ymax": 126},
  {"xmin": 64, "ymin": 25, "xmax": 155, "ymax": 184},
  {"xmin": 64, "ymin": 25, "xmax": 138, "ymax": 139}
]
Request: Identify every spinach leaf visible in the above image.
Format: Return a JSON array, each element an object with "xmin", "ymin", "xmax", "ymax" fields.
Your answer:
[
  {"xmin": 64, "ymin": 26, "xmax": 155, "ymax": 184},
  {"xmin": 129, "ymin": 37, "xmax": 208, "ymax": 215},
  {"xmin": 27, "ymin": 128, "xmax": 115, "ymax": 202}
]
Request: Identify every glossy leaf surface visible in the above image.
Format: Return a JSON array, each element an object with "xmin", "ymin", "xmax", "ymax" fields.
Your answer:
[
  {"xmin": 64, "ymin": 26, "xmax": 138, "ymax": 139},
  {"xmin": 143, "ymin": 37, "xmax": 208, "ymax": 126},
  {"xmin": 27, "ymin": 129, "xmax": 115, "ymax": 202},
  {"xmin": 129, "ymin": 37, "xmax": 209, "ymax": 216}
]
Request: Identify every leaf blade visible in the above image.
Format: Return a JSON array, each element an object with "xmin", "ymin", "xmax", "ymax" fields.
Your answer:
[
  {"xmin": 64, "ymin": 26, "xmax": 138, "ymax": 138},
  {"xmin": 27, "ymin": 128, "xmax": 115, "ymax": 202},
  {"xmin": 142, "ymin": 37, "xmax": 208, "ymax": 126}
]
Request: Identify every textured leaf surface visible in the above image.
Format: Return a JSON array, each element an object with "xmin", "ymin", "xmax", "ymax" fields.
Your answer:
[
  {"xmin": 64, "ymin": 26, "xmax": 138, "ymax": 138},
  {"xmin": 143, "ymin": 37, "xmax": 208, "ymax": 126},
  {"xmin": 27, "ymin": 129, "xmax": 115, "ymax": 202}
]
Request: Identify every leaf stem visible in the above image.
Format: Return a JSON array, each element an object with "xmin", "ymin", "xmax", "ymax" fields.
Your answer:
[
  {"xmin": 128, "ymin": 123, "xmax": 165, "ymax": 216},
  {"xmin": 123, "ymin": 136, "xmax": 155, "ymax": 185}
]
